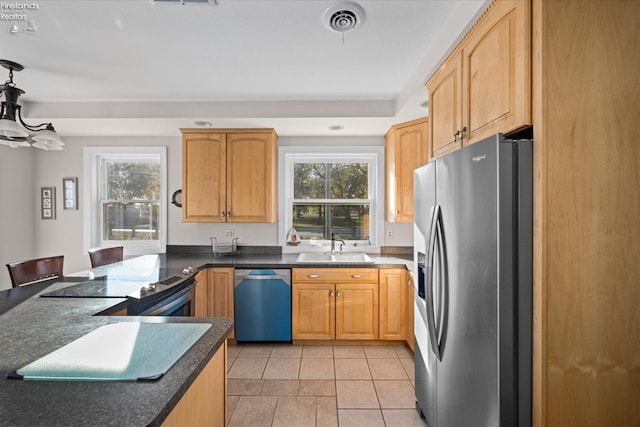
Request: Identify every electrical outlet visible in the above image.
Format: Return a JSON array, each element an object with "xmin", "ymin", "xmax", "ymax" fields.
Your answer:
[
  {"xmin": 386, "ymin": 229, "xmax": 393, "ymax": 239},
  {"xmin": 225, "ymin": 229, "xmax": 235, "ymax": 238}
]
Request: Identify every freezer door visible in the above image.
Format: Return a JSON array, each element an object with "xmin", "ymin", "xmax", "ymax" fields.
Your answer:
[
  {"xmin": 435, "ymin": 136, "xmax": 501, "ymax": 427},
  {"xmin": 413, "ymin": 162, "xmax": 437, "ymax": 425}
]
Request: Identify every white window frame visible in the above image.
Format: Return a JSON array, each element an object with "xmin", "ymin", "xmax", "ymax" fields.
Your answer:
[
  {"xmin": 278, "ymin": 146, "xmax": 384, "ymax": 254},
  {"xmin": 83, "ymin": 147, "xmax": 167, "ymax": 256}
]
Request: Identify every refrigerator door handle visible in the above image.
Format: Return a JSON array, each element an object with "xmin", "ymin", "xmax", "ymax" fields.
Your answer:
[
  {"xmin": 434, "ymin": 206, "xmax": 449, "ymax": 359},
  {"xmin": 426, "ymin": 205, "xmax": 442, "ymax": 361}
]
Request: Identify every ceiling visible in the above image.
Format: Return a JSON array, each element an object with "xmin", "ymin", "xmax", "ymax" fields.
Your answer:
[{"xmin": 0, "ymin": 0, "xmax": 488, "ymax": 138}]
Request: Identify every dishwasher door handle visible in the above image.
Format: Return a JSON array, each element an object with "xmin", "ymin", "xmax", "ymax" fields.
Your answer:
[{"xmin": 245, "ymin": 274, "xmax": 282, "ymax": 280}]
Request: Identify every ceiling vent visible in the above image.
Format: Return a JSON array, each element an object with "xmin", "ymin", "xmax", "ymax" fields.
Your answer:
[
  {"xmin": 323, "ymin": 1, "xmax": 365, "ymax": 34},
  {"xmin": 151, "ymin": 0, "xmax": 218, "ymax": 5}
]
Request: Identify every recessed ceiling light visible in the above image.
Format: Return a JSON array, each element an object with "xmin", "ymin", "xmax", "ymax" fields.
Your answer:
[
  {"xmin": 329, "ymin": 125, "xmax": 344, "ymax": 131},
  {"xmin": 194, "ymin": 121, "xmax": 212, "ymax": 127}
]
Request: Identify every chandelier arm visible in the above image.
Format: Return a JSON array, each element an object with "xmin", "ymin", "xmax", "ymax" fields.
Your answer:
[
  {"xmin": 0, "ymin": 134, "xmax": 29, "ymax": 142},
  {"xmin": 15, "ymin": 105, "xmax": 54, "ymax": 132}
]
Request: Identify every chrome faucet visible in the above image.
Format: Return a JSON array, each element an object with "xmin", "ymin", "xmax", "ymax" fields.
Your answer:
[{"xmin": 330, "ymin": 233, "xmax": 346, "ymax": 255}]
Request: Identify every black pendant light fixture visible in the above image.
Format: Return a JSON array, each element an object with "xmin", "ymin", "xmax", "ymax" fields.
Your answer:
[{"xmin": 0, "ymin": 59, "xmax": 64, "ymax": 150}]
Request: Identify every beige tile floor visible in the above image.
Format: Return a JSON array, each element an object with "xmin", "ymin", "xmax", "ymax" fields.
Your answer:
[{"xmin": 226, "ymin": 343, "xmax": 427, "ymax": 427}]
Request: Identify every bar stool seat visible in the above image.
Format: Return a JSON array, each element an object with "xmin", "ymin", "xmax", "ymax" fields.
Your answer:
[
  {"xmin": 88, "ymin": 246, "xmax": 123, "ymax": 268},
  {"xmin": 6, "ymin": 255, "xmax": 64, "ymax": 288}
]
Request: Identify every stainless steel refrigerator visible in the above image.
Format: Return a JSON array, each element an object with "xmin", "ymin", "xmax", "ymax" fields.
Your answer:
[{"xmin": 413, "ymin": 133, "xmax": 532, "ymax": 427}]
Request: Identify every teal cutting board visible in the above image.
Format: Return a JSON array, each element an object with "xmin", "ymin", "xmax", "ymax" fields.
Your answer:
[{"xmin": 15, "ymin": 322, "xmax": 211, "ymax": 381}]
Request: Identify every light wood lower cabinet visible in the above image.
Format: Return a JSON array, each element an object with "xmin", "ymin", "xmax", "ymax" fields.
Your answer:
[
  {"xmin": 292, "ymin": 283, "xmax": 335, "ymax": 340},
  {"xmin": 195, "ymin": 268, "xmax": 235, "ymax": 339},
  {"xmin": 379, "ymin": 269, "xmax": 406, "ymax": 341},
  {"xmin": 335, "ymin": 282, "xmax": 379, "ymax": 340},
  {"xmin": 292, "ymin": 268, "xmax": 379, "ymax": 340},
  {"xmin": 162, "ymin": 340, "xmax": 226, "ymax": 427}
]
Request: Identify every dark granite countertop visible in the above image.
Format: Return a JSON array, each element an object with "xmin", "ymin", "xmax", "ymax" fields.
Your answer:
[
  {"xmin": 160, "ymin": 248, "xmax": 413, "ymax": 271},
  {"xmin": 0, "ymin": 250, "xmax": 411, "ymax": 426},
  {"xmin": 0, "ymin": 278, "xmax": 231, "ymax": 426}
]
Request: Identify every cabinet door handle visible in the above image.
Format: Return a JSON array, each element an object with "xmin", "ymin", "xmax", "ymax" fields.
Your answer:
[
  {"xmin": 351, "ymin": 274, "xmax": 363, "ymax": 279},
  {"xmin": 227, "ymin": 211, "xmax": 231, "ymax": 217},
  {"xmin": 336, "ymin": 290, "xmax": 341, "ymax": 297},
  {"xmin": 308, "ymin": 274, "xmax": 320, "ymax": 278},
  {"xmin": 329, "ymin": 290, "xmax": 335, "ymax": 297},
  {"xmin": 221, "ymin": 211, "xmax": 226, "ymax": 217},
  {"xmin": 452, "ymin": 127, "xmax": 468, "ymax": 143}
]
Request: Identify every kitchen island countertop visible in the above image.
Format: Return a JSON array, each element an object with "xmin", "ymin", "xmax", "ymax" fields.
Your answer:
[{"xmin": 0, "ymin": 276, "xmax": 230, "ymax": 426}]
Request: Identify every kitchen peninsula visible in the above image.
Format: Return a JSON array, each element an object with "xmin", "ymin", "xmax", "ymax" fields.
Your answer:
[
  {"xmin": 0, "ymin": 251, "xmax": 411, "ymax": 426},
  {"xmin": 0, "ymin": 255, "xmax": 233, "ymax": 427}
]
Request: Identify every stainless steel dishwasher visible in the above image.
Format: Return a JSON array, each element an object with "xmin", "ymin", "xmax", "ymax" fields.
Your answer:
[{"xmin": 233, "ymin": 269, "xmax": 292, "ymax": 342}]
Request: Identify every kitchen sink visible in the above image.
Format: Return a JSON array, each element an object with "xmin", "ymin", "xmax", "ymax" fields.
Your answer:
[{"xmin": 296, "ymin": 252, "xmax": 374, "ymax": 263}]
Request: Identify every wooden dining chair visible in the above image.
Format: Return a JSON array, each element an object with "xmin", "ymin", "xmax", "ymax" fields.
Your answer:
[
  {"xmin": 6, "ymin": 255, "xmax": 65, "ymax": 288},
  {"xmin": 88, "ymin": 246, "xmax": 124, "ymax": 268}
]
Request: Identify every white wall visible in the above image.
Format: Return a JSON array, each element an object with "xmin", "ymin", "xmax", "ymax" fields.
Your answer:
[
  {"xmin": 0, "ymin": 147, "xmax": 35, "ymax": 291},
  {"xmin": 0, "ymin": 133, "xmax": 413, "ymax": 286}
]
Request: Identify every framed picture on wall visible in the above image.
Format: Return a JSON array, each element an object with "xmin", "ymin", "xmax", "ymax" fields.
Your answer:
[
  {"xmin": 63, "ymin": 177, "xmax": 78, "ymax": 210},
  {"xmin": 41, "ymin": 187, "xmax": 56, "ymax": 219}
]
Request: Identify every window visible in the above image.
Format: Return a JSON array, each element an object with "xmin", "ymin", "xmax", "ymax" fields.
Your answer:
[
  {"xmin": 279, "ymin": 146, "xmax": 383, "ymax": 252},
  {"xmin": 84, "ymin": 147, "xmax": 167, "ymax": 256}
]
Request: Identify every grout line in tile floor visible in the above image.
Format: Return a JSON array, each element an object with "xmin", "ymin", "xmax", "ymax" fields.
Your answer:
[{"xmin": 226, "ymin": 343, "xmax": 426, "ymax": 427}]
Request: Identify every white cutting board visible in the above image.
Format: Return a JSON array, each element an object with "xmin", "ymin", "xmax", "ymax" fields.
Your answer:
[{"xmin": 15, "ymin": 322, "xmax": 211, "ymax": 381}]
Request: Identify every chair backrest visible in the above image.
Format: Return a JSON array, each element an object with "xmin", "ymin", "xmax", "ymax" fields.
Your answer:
[
  {"xmin": 6, "ymin": 255, "xmax": 65, "ymax": 288},
  {"xmin": 88, "ymin": 246, "xmax": 124, "ymax": 268}
]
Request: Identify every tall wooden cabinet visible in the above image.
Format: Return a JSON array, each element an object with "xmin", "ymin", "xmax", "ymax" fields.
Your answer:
[
  {"xmin": 426, "ymin": 0, "xmax": 531, "ymax": 158},
  {"xmin": 531, "ymin": 1, "xmax": 639, "ymax": 426},
  {"xmin": 181, "ymin": 128, "xmax": 277, "ymax": 223},
  {"xmin": 292, "ymin": 268, "xmax": 379, "ymax": 340},
  {"xmin": 385, "ymin": 118, "xmax": 429, "ymax": 223},
  {"xmin": 195, "ymin": 268, "xmax": 235, "ymax": 339}
]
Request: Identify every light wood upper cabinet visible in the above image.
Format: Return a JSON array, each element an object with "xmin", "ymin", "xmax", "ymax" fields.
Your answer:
[
  {"xmin": 385, "ymin": 118, "xmax": 429, "ymax": 223},
  {"xmin": 461, "ymin": 0, "xmax": 531, "ymax": 144},
  {"xmin": 292, "ymin": 268, "xmax": 378, "ymax": 341},
  {"xmin": 427, "ymin": 52, "xmax": 463, "ymax": 159},
  {"xmin": 426, "ymin": 0, "xmax": 531, "ymax": 157},
  {"xmin": 379, "ymin": 268, "xmax": 406, "ymax": 341},
  {"xmin": 226, "ymin": 132, "xmax": 278, "ymax": 222},
  {"xmin": 181, "ymin": 128, "xmax": 277, "ymax": 223},
  {"xmin": 182, "ymin": 132, "xmax": 227, "ymax": 222}
]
